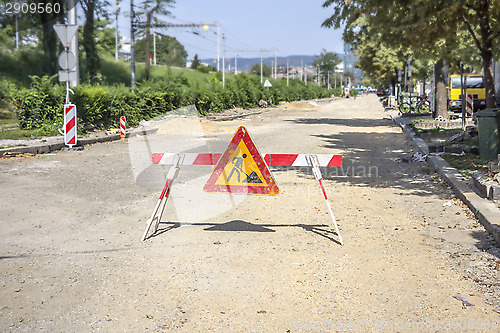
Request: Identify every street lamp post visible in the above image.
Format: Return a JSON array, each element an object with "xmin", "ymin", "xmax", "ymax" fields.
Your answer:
[{"xmin": 114, "ymin": 0, "xmax": 121, "ymax": 61}]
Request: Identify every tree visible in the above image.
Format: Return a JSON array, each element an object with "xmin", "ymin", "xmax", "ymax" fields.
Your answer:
[
  {"xmin": 353, "ymin": 28, "xmax": 404, "ymax": 90},
  {"xmin": 81, "ymin": 0, "xmax": 109, "ymax": 83},
  {"xmin": 312, "ymin": 49, "xmax": 341, "ymax": 74},
  {"xmin": 191, "ymin": 54, "xmax": 201, "ymax": 69},
  {"xmin": 95, "ymin": 19, "xmax": 116, "ymax": 58},
  {"xmin": 458, "ymin": 0, "xmax": 500, "ymax": 108},
  {"xmin": 250, "ymin": 63, "xmax": 271, "ymax": 77},
  {"xmin": 37, "ymin": 0, "xmax": 66, "ymax": 74},
  {"xmin": 322, "ymin": 0, "xmax": 500, "ymax": 114},
  {"xmin": 134, "ymin": 34, "xmax": 187, "ymax": 67},
  {"xmin": 136, "ymin": 0, "xmax": 175, "ymax": 80}
]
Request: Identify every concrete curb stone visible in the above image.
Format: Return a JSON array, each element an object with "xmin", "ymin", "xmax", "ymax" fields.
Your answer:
[
  {"xmin": 0, "ymin": 127, "xmax": 158, "ymax": 158},
  {"xmin": 389, "ymin": 111, "xmax": 500, "ymax": 245}
]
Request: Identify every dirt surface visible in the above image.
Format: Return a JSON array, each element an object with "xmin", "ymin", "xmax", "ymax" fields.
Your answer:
[{"xmin": 1, "ymin": 95, "xmax": 500, "ymax": 332}]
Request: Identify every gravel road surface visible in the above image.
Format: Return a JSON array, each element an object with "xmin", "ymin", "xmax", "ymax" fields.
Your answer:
[{"xmin": 1, "ymin": 95, "xmax": 499, "ymax": 332}]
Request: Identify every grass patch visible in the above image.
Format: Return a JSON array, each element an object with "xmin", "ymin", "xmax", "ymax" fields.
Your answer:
[
  {"xmin": 442, "ymin": 154, "xmax": 490, "ymax": 179},
  {"xmin": 0, "ymin": 100, "xmax": 17, "ymax": 129},
  {"xmin": 415, "ymin": 127, "xmax": 462, "ymax": 134},
  {"xmin": 0, "ymin": 100, "xmax": 61, "ymax": 140}
]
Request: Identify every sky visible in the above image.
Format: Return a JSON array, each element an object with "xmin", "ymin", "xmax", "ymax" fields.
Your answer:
[{"xmin": 114, "ymin": 0, "xmax": 345, "ymax": 62}]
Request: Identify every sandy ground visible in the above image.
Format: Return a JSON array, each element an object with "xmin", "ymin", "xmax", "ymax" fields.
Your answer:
[{"xmin": 1, "ymin": 95, "xmax": 500, "ymax": 332}]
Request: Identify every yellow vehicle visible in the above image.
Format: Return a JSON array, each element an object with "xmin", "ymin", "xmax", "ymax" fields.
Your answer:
[{"xmin": 448, "ymin": 74, "xmax": 486, "ymax": 112}]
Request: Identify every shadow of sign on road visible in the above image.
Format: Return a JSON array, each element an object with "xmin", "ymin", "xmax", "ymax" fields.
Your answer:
[{"xmin": 148, "ymin": 220, "xmax": 342, "ymax": 245}]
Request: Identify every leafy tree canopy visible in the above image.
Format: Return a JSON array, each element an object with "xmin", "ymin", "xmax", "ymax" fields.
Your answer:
[
  {"xmin": 135, "ymin": 34, "xmax": 187, "ymax": 67},
  {"xmin": 312, "ymin": 49, "xmax": 341, "ymax": 73},
  {"xmin": 250, "ymin": 63, "xmax": 272, "ymax": 77}
]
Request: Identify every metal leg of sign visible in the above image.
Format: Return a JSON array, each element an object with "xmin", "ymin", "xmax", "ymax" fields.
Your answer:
[
  {"xmin": 306, "ymin": 154, "xmax": 343, "ymax": 246},
  {"xmin": 142, "ymin": 154, "xmax": 182, "ymax": 241}
]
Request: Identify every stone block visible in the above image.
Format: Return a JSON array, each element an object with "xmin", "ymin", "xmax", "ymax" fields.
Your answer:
[
  {"xmin": 488, "ymin": 162, "xmax": 500, "ymax": 173},
  {"xmin": 490, "ymin": 182, "xmax": 500, "ymax": 201},
  {"xmin": 444, "ymin": 145, "xmax": 463, "ymax": 154},
  {"xmin": 428, "ymin": 144, "xmax": 444, "ymax": 153}
]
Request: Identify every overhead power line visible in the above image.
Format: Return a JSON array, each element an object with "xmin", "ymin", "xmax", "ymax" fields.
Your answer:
[{"xmin": 138, "ymin": 22, "xmax": 222, "ymax": 71}]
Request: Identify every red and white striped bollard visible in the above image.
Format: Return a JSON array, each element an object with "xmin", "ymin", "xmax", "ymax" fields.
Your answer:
[
  {"xmin": 120, "ymin": 116, "xmax": 126, "ymax": 139},
  {"xmin": 64, "ymin": 103, "xmax": 77, "ymax": 147}
]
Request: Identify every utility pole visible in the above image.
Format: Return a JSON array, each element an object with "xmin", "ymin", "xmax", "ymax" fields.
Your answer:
[
  {"xmin": 153, "ymin": 29, "xmax": 157, "ymax": 65},
  {"xmin": 286, "ymin": 58, "xmax": 289, "ymax": 86},
  {"xmin": 217, "ymin": 22, "xmax": 220, "ymax": 71},
  {"xmin": 222, "ymin": 33, "xmax": 225, "ymax": 89},
  {"xmin": 234, "ymin": 52, "xmax": 237, "ymax": 74},
  {"xmin": 327, "ymin": 71, "xmax": 330, "ymax": 90},
  {"xmin": 317, "ymin": 66, "xmax": 320, "ymax": 86},
  {"xmin": 274, "ymin": 49, "xmax": 277, "ymax": 79},
  {"xmin": 130, "ymin": 0, "xmax": 136, "ymax": 87},
  {"xmin": 114, "ymin": 0, "xmax": 120, "ymax": 61},
  {"xmin": 260, "ymin": 49, "xmax": 263, "ymax": 84},
  {"xmin": 300, "ymin": 59, "xmax": 303, "ymax": 81},
  {"xmin": 68, "ymin": 0, "xmax": 79, "ymax": 86},
  {"xmin": 227, "ymin": 48, "xmax": 275, "ymax": 78},
  {"xmin": 335, "ymin": 73, "xmax": 337, "ymax": 89},
  {"xmin": 15, "ymin": 12, "xmax": 19, "ymax": 48}
]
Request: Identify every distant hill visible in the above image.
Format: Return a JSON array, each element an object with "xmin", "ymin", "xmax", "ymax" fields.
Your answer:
[{"xmin": 199, "ymin": 54, "xmax": 344, "ymax": 72}]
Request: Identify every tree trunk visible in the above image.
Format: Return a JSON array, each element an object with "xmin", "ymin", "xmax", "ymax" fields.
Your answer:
[
  {"xmin": 434, "ymin": 59, "xmax": 448, "ymax": 118},
  {"xmin": 145, "ymin": 11, "xmax": 152, "ymax": 81},
  {"xmin": 480, "ymin": 35, "xmax": 496, "ymax": 108},
  {"xmin": 83, "ymin": 2, "xmax": 98, "ymax": 82},
  {"xmin": 468, "ymin": 0, "xmax": 496, "ymax": 108},
  {"xmin": 39, "ymin": 11, "xmax": 58, "ymax": 74}
]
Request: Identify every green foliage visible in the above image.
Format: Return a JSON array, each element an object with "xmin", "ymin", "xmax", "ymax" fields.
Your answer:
[
  {"xmin": 312, "ymin": 49, "xmax": 342, "ymax": 73},
  {"xmin": 135, "ymin": 35, "xmax": 188, "ymax": 67},
  {"xmin": 80, "ymin": 0, "xmax": 106, "ymax": 83},
  {"xmin": 0, "ymin": 48, "xmax": 52, "ymax": 86},
  {"xmin": 250, "ymin": 63, "xmax": 272, "ymax": 77},
  {"xmin": 95, "ymin": 19, "xmax": 117, "ymax": 58},
  {"xmin": 12, "ymin": 69, "xmax": 333, "ymax": 131},
  {"xmin": 196, "ymin": 65, "xmax": 212, "ymax": 73},
  {"xmin": 322, "ymin": 0, "xmax": 500, "ymax": 106},
  {"xmin": 191, "ymin": 54, "xmax": 201, "ymax": 69},
  {"xmin": 0, "ymin": 79, "xmax": 20, "ymax": 101},
  {"xmin": 14, "ymin": 75, "xmax": 64, "ymax": 130}
]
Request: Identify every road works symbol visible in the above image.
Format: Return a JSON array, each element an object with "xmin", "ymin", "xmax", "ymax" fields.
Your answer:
[{"xmin": 203, "ymin": 126, "xmax": 279, "ymax": 195}]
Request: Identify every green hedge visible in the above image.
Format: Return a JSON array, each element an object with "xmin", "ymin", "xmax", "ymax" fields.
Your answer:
[{"xmin": 13, "ymin": 73, "xmax": 333, "ymax": 132}]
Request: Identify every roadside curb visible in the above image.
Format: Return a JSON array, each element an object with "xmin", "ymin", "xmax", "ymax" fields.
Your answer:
[
  {"xmin": 0, "ymin": 127, "xmax": 158, "ymax": 158},
  {"xmin": 390, "ymin": 112, "xmax": 500, "ymax": 245},
  {"xmin": 205, "ymin": 110, "xmax": 264, "ymax": 121}
]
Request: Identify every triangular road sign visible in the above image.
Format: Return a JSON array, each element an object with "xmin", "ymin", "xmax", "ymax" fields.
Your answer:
[
  {"xmin": 53, "ymin": 24, "xmax": 78, "ymax": 47},
  {"xmin": 204, "ymin": 126, "xmax": 279, "ymax": 195}
]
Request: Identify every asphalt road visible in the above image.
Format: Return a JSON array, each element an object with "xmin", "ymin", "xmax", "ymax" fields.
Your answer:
[{"xmin": 1, "ymin": 95, "xmax": 499, "ymax": 332}]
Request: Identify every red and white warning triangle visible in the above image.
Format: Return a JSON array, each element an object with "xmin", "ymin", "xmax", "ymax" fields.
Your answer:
[{"xmin": 204, "ymin": 126, "xmax": 279, "ymax": 195}]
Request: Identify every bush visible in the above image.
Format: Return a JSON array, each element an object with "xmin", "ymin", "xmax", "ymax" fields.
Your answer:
[
  {"xmin": 12, "ymin": 71, "xmax": 335, "ymax": 131},
  {"xmin": 14, "ymin": 75, "xmax": 64, "ymax": 130}
]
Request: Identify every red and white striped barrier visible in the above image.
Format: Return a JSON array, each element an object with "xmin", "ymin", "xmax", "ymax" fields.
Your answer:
[
  {"xmin": 120, "ymin": 116, "xmax": 126, "ymax": 139},
  {"xmin": 142, "ymin": 156, "xmax": 181, "ymax": 240},
  {"xmin": 152, "ymin": 153, "xmax": 342, "ymax": 167},
  {"xmin": 306, "ymin": 155, "xmax": 343, "ymax": 245},
  {"xmin": 466, "ymin": 94, "xmax": 473, "ymax": 117},
  {"xmin": 64, "ymin": 103, "xmax": 77, "ymax": 147}
]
